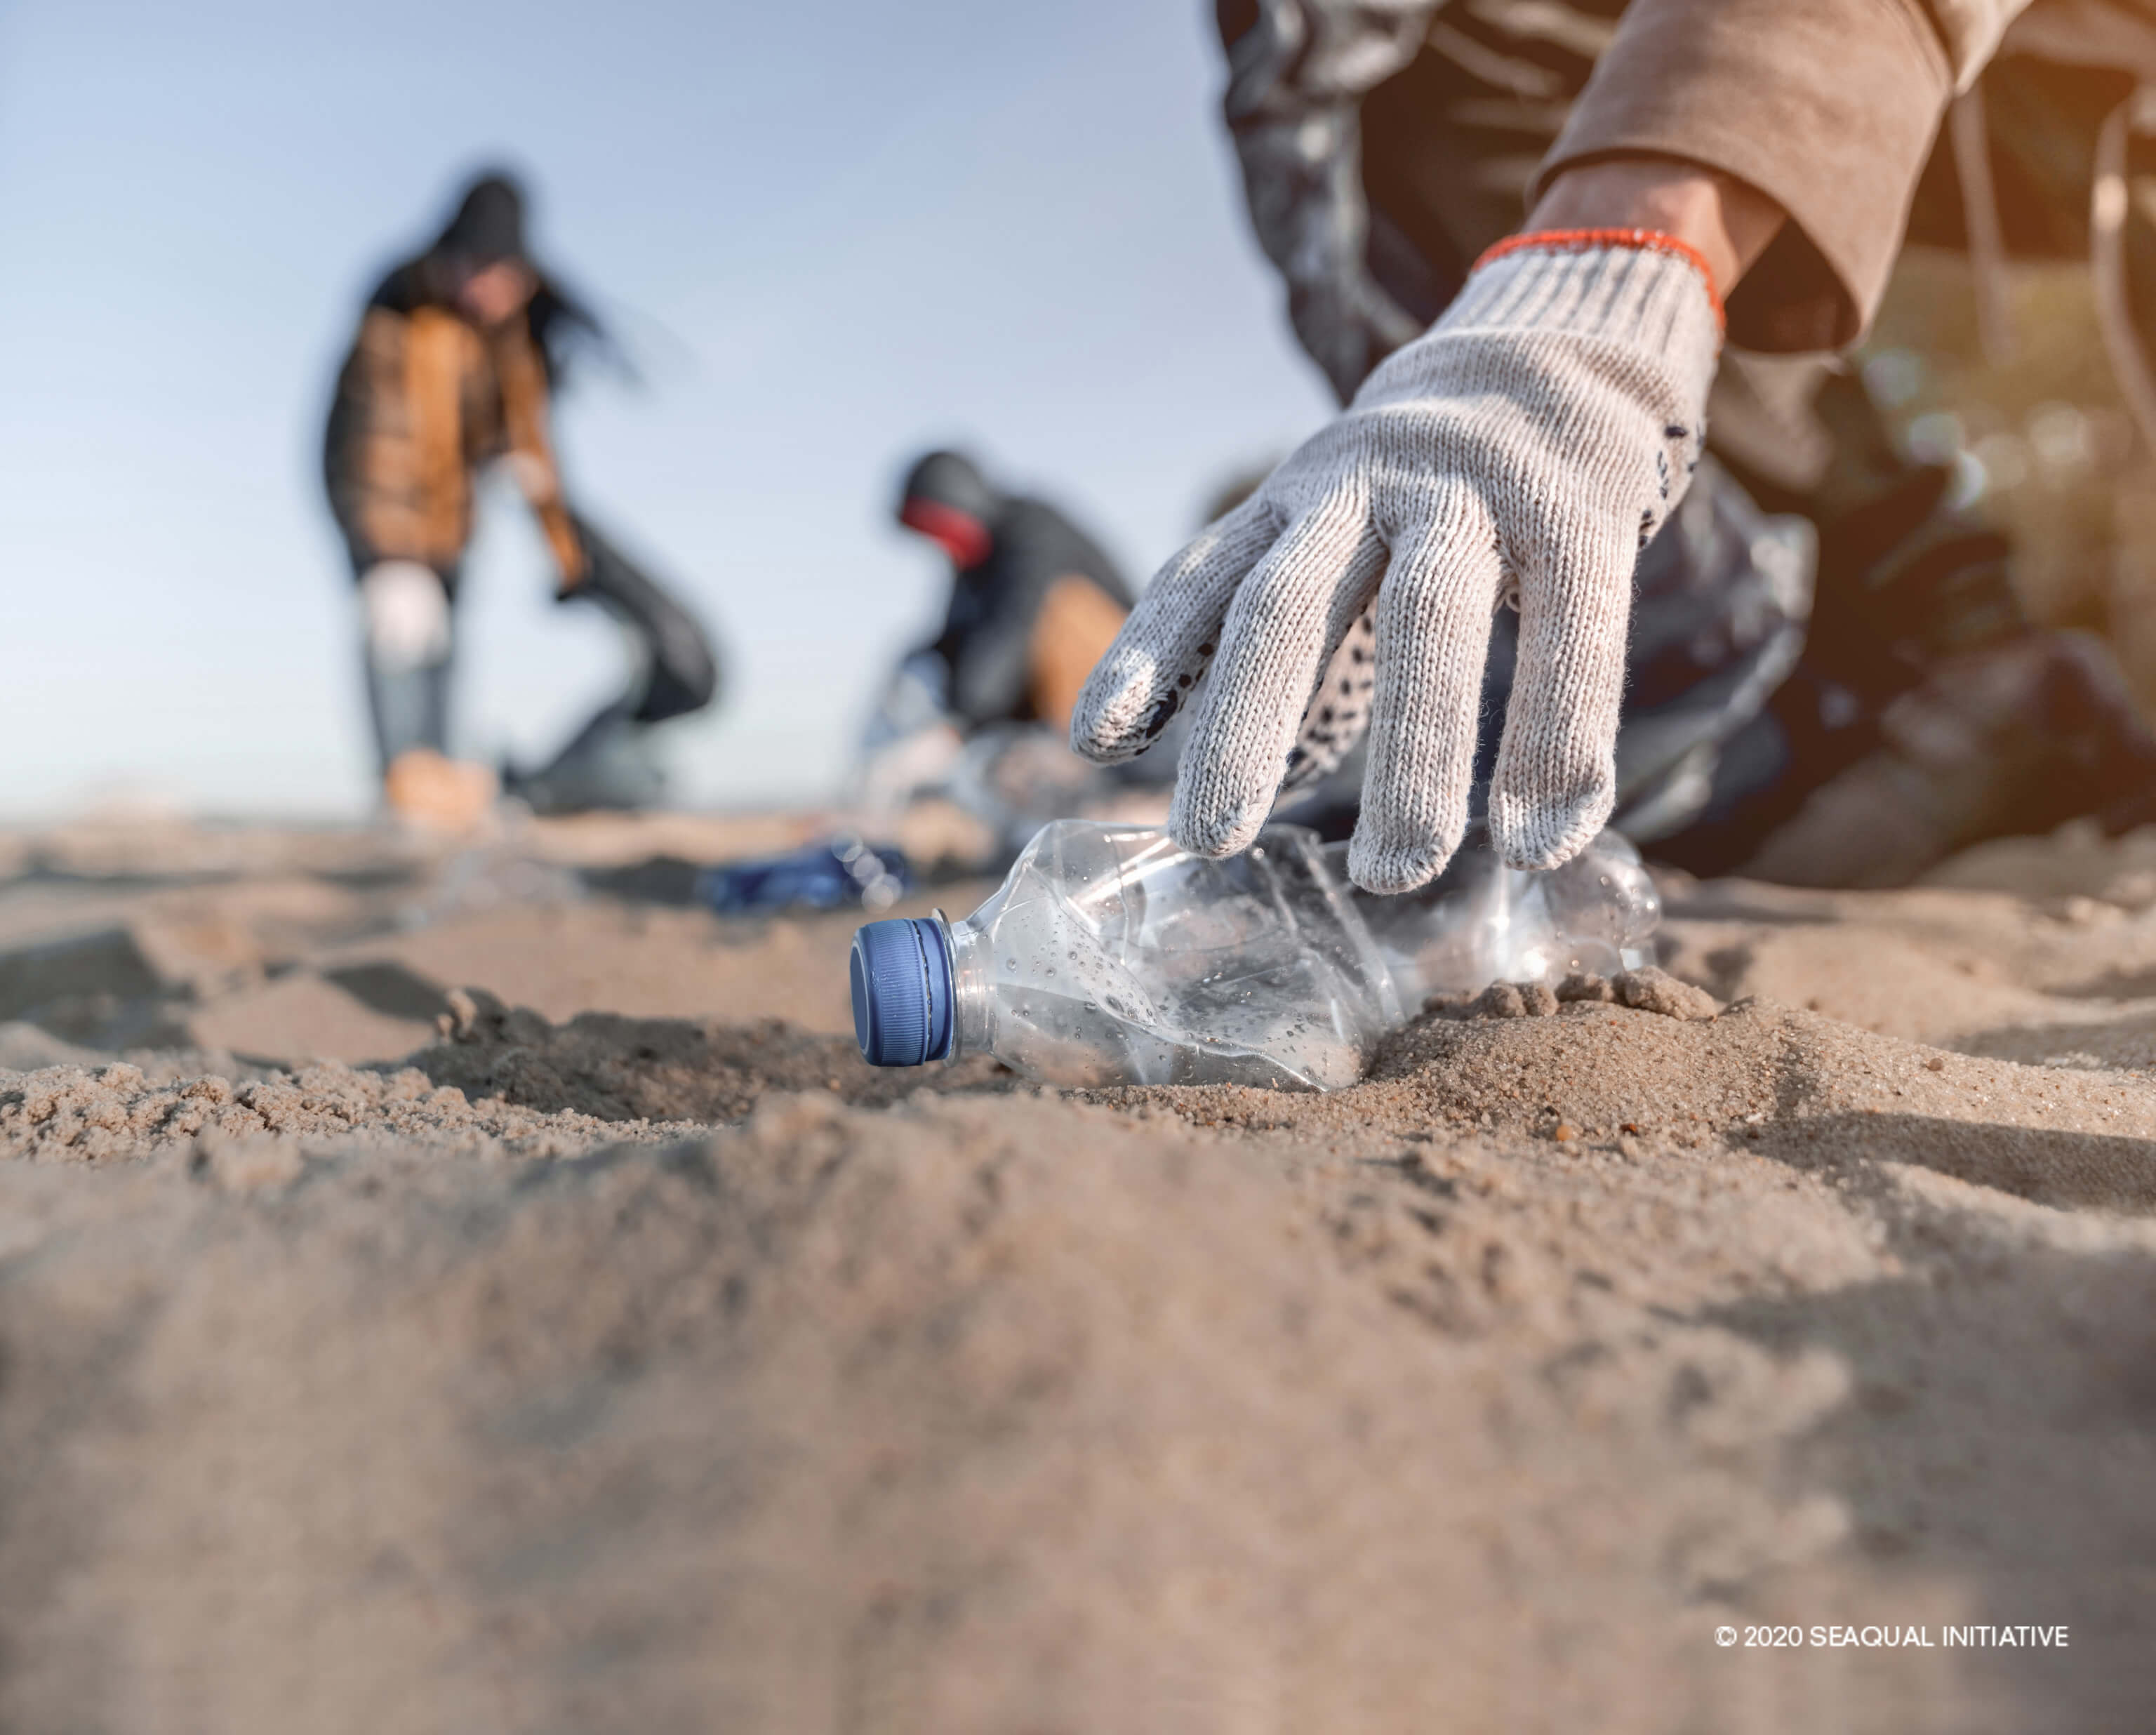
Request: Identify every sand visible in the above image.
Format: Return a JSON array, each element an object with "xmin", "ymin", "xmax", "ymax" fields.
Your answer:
[{"xmin": 1, "ymin": 806, "xmax": 2152, "ymax": 1731}]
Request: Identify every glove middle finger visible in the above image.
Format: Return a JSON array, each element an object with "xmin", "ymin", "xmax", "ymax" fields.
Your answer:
[
  {"xmin": 1487, "ymin": 498, "xmax": 1639, "ymax": 869},
  {"xmin": 1347, "ymin": 481, "xmax": 1505, "ymax": 893}
]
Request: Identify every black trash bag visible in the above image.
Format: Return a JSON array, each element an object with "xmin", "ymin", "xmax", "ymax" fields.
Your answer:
[
  {"xmin": 574, "ymin": 513, "xmax": 720, "ymax": 725},
  {"xmin": 506, "ymin": 516, "xmax": 721, "ymax": 815}
]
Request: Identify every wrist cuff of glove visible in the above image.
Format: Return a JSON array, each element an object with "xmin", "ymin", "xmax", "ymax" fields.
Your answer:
[
  {"xmin": 1455, "ymin": 231, "xmax": 1725, "ymax": 372},
  {"xmin": 1475, "ymin": 230, "xmax": 1724, "ymax": 327}
]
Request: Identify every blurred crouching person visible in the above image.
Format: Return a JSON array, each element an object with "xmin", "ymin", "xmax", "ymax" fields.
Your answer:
[
  {"xmin": 324, "ymin": 171, "xmax": 718, "ymax": 831},
  {"xmin": 856, "ymin": 450, "xmax": 1148, "ymax": 839}
]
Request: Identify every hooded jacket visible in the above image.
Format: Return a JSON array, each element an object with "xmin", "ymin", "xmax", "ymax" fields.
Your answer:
[
  {"xmin": 323, "ymin": 175, "xmax": 599, "ymax": 592},
  {"xmin": 900, "ymin": 452, "xmax": 1136, "ymax": 733}
]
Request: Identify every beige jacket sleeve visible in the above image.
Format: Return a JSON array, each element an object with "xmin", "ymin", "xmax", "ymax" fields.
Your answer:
[{"xmin": 1536, "ymin": 0, "xmax": 2037, "ymax": 351}]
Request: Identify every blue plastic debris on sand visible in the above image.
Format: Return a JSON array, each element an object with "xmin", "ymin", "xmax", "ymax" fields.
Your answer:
[{"xmin": 697, "ymin": 839, "xmax": 913, "ymax": 915}]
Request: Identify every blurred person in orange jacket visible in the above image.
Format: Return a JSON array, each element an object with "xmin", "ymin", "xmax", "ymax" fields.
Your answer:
[{"xmin": 324, "ymin": 171, "xmax": 717, "ymax": 831}]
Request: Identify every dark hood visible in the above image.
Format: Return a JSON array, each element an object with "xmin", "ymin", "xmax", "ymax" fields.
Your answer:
[
  {"xmin": 434, "ymin": 174, "xmax": 528, "ymax": 268},
  {"xmin": 897, "ymin": 450, "xmax": 1004, "ymax": 526}
]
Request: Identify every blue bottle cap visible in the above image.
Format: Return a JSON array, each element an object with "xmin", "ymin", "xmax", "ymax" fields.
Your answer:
[{"xmin": 849, "ymin": 917, "xmax": 954, "ymax": 1067}]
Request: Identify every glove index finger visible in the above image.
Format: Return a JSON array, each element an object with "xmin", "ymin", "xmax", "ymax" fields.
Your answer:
[{"xmin": 1070, "ymin": 493, "xmax": 1279, "ymax": 764}]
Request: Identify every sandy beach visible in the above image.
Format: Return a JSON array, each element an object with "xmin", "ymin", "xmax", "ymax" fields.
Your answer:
[{"xmin": 2, "ymin": 805, "xmax": 2152, "ymax": 1731}]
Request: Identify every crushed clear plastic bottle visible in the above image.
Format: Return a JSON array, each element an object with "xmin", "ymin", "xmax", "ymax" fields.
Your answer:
[{"xmin": 849, "ymin": 819, "xmax": 1661, "ymax": 1091}]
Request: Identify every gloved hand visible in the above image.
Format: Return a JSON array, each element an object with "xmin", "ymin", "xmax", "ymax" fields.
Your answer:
[
  {"xmin": 1070, "ymin": 234, "xmax": 1722, "ymax": 892},
  {"xmin": 359, "ymin": 560, "xmax": 453, "ymax": 672}
]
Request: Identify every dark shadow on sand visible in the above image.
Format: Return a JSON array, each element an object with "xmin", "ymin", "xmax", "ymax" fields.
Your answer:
[
  {"xmin": 1757, "ymin": 1112, "xmax": 2156, "ymax": 1214},
  {"xmin": 321, "ymin": 962, "xmax": 453, "ymax": 1023},
  {"xmin": 400, "ymin": 993, "xmax": 1014, "ymax": 1124},
  {"xmin": 1943, "ymin": 1011, "xmax": 2156, "ymax": 1072}
]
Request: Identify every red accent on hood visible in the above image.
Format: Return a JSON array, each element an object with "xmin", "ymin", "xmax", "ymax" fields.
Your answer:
[{"xmin": 900, "ymin": 496, "xmax": 993, "ymax": 569}]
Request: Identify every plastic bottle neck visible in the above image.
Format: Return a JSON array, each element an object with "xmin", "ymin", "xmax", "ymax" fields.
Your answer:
[{"xmin": 942, "ymin": 915, "xmax": 995, "ymax": 1063}]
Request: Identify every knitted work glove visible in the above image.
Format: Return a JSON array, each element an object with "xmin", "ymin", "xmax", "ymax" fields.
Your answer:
[{"xmin": 1071, "ymin": 233, "xmax": 1722, "ymax": 893}]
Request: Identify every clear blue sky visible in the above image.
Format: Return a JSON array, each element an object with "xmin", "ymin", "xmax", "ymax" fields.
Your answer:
[{"xmin": 0, "ymin": 0, "xmax": 1333, "ymax": 817}]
